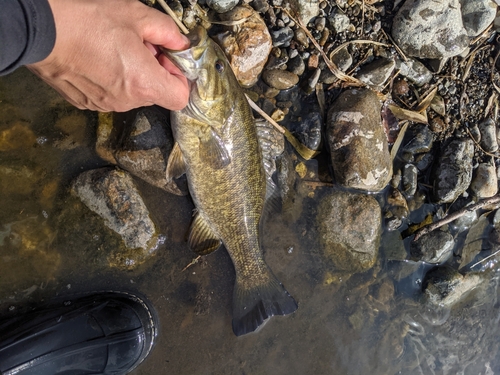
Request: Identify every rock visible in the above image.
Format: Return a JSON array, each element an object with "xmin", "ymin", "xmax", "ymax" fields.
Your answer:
[
  {"xmin": 392, "ymin": 0, "xmax": 469, "ymax": 59},
  {"xmin": 115, "ymin": 108, "xmax": 184, "ymax": 196},
  {"xmin": 326, "ymin": 88, "xmax": 392, "ymax": 192},
  {"xmin": 0, "ymin": 162, "xmax": 42, "ymax": 196},
  {"xmin": 330, "ymin": 46, "xmax": 353, "ymax": 72},
  {"xmin": 262, "ymin": 69, "xmax": 299, "ymax": 89},
  {"xmin": 96, "ymin": 112, "xmax": 117, "ymax": 164},
  {"xmin": 270, "ymin": 26, "xmax": 294, "ymax": 47},
  {"xmin": 287, "ymin": 109, "xmax": 322, "ymax": 151},
  {"xmin": 402, "ymin": 124, "xmax": 435, "ymax": 155},
  {"xmin": 318, "ymin": 191, "xmax": 381, "ymax": 273},
  {"xmin": 53, "ymin": 112, "xmax": 89, "ymax": 150},
  {"xmin": 395, "ymin": 58, "xmax": 433, "ymax": 86},
  {"xmin": 432, "ymin": 138, "xmax": 474, "ymax": 203},
  {"xmin": 287, "ymin": 55, "xmax": 306, "ymax": 76},
  {"xmin": 293, "ymin": 28, "xmax": 309, "ymax": 48},
  {"xmin": 478, "ymin": 117, "xmax": 499, "ymax": 153},
  {"xmin": 470, "ymin": 161, "xmax": 498, "ymax": 198},
  {"xmin": 289, "ymin": 0, "xmax": 320, "ymax": 25},
  {"xmin": 71, "ymin": 167, "xmax": 161, "ymax": 258},
  {"xmin": 355, "ymin": 58, "xmax": 396, "ymax": 89},
  {"xmin": 460, "ymin": 0, "xmax": 497, "ymax": 37},
  {"xmin": 0, "ymin": 121, "xmax": 36, "ymax": 151},
  {"xmin": 329, "ymin": 12, "xmax": 350, "ymax": 33},
  {"xmin": 410, "ymin": 230, "xmax": 455, "ymax": 263},
  {"xmin": 216, "ymin": 5, "xmax": 272, "ymax": 87},
  {"xmin": 206, "ymin": 0, "xmax": 239, "ymax": 13},
  {"xmin": 402, "ymin": 163, "xmax": 418, "ymax": 197},
  {"xmin": 423, "ymin": 266, "xmax": 484, "ymax": 308}
]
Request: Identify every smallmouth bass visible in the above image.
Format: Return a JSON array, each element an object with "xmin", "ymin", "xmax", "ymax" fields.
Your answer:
[{"xmin": 164, "ymin": 26, "xmax": 297, "ymax": 336}]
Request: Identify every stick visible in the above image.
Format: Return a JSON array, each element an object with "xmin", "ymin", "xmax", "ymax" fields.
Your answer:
[
  {"xmin": 156, "ymin": 0, "xmax": 189, "ymax": 34},
  {"xmin": 413, "ymin": 194, "xmax": 500, "ymax": 241}
]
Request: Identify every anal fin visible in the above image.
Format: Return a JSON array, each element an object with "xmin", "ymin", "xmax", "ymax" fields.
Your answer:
[{"xmin": 188, "ymin": 213, "xmax": 222, "ymax": 255}]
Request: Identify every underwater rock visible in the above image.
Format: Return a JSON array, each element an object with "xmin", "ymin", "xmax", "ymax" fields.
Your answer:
[
  {"xmin": 326, "ymin": 88, "xmax": 392, "ymax": 192},
  {"xmin": 71, "ymin": 167, "xmax": 161, "ymax": 262},
  {"xmin": 318, "ymin": 190, "xmax": 381, "ymax": 273},
  {"xmin": 216, "ymin": 5, "xmax": 272, "ymax": 87},
  {"xmin": 410, "ymin": 230, "xmax": 455, "ymax": 264},
  {"xmin": 115, "ymin": 108, "xmax": 185, "ymax": 196},
  {"xmin": 432, "ymin": 138, "xmax": 474, "ymax": 203},
  {"xmin": 392, "ymin": 0, "xmax": 469, "ymax": 59},
  {"xmin": 0, "ymin": 121, "xmax": 36, "ymax": 151},
  {"xmin": 423, "ymin": 266, "xmax": 483, "ymax": 308}
]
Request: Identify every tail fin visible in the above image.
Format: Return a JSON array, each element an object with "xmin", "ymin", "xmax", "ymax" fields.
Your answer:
[{"xmin": 232, "ymin": 275, "xmax": 297, "ymax": 336}]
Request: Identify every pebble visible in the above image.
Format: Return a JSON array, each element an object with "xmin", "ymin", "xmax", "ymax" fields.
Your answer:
[
  {"xmin": 402, "ymin": 163, "xmax": 418, "ymax": 197},
  {"xmin": 478, "ymin": 117, "xmax": 499, "ymax": 153},
  {"xmin": 355, "ymin": 57, "xmax": 396, "ymax": 89},
  {"xmin": 392, "ymin": 0, "xmax": 469, "ymax": 59},
  {"xmin": 460, "ymin": 0, "xmax": 497, "ymax": 37},
  {"xmin": 270, "ymin": 26, "xmax": 294, "ymax": 47},
  {"xmin": 402, "ymin": 124, "xmax": 435, "ymax": 155},
  {"xmin": 206, "ymin": 0, "xmax": 239, "ymax": 13},
  {"xmin": 395, "ymin": 58, "xmax": 433, "ymax": 86},
  {"xmin": 262, "ymin": 69, "xmax": 299, "ymax": 90},
  {"xmin": 329, "ymin": 12, "xmax": 350, "ymax": 33},
  {"xmin": 330, "ymin": 46, "xmax": 353, "ymax": 72},
  {"xmin": 287, "ymin": 55, "xmax": 306, "ymax": 76},
  {"xmin": 470, "ymin": 161, "xmax": 498, "ymax": 198},
  {"xmin": 293, "ymin": 28, "xmax": 309, "ymax": 48},
  {"xmin": 410, "ymin": 230, "xmax": 455, "ymax": 263},
  {"xmin": 432, "ymin": 138, "xmax": 474, "ymax": 203}
]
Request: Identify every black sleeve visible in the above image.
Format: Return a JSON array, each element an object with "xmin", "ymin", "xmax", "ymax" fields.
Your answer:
[{"xmin": 0, "ymin": 0, "xmax": 56, "ymax": 75}]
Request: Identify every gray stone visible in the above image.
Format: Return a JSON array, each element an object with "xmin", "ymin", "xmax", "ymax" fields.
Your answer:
[
  {"xmin": 71, "ymin": 167, "xmax": 159, "ymax": 252},
  {"xmin": 206, "ymin": 0, "xmax": 239, "ymax": 13},
  {"xmin": 262, "ymin": 69, "xmax": 299, "ymax": 90},
  {"xmin": 424, "ymin": 266, "xmax": 483, "ymax": 307},
  {"xmin": 410, "ymin": 230, "xmax": 455, "ymax": 263},
  {"xmin": 318, "ymin": 191, "xmax": 381, "ymax": 273},
  {"xmin": 402, "ymin": 124, "xmax": 435, "ymax": 155},
  {"xmin": 326, "ymin": 89, "xmax": 392, "ymax": 192},
  {"xmin": 432, "ymin": 138, "xmax": 474, "ymax": 203},
  {"xmin": 460, "ymin": 0, "xmax": 497, "ymax": 37},
  {"xmin": 392, "ymin": 0, "xmax": 469, "ymax": 59},
  {"xmin": 355, "ymin": 58, "xmax": 396, "ymax": 89},
  {"xmin": 402, "ymin": 163, "xmax": 418, "ymax": 197},
  {"xmin": 287, "ymin": 55, "xmax": 306, "ymax": 76},
  {"xmin": 478, "ymin": 117, "xmax": 499, "ymax": 153},
  {"xmin": 291, "ymin": 0, "xmax": 320, "ymax": 25},
  {"xmin": 329, "ymin": 12, "xmax": 350, "ymax": 33},
  {"xmin": 270, "ymin": 26, "xmax": 294, "ymax": 47},
  {"xmin": 395, "ymin": 58, "xmax": 433, "ymax": 86},
  {"xmin": 330, "ymin": 46, "xmax": 353, "ymax": 72}
]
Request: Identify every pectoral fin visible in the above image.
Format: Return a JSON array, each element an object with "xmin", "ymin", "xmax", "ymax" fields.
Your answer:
[
  {"xmin": 188, "ymin": 212, "xmax": 222, "ymax": 255},
  {"xmin": 166, "ymin": 142, "xmax": 187, "ymax": 181},
  {"xmin": 199, "ymin": 128, "xmax": 230, "ymax": 169}
]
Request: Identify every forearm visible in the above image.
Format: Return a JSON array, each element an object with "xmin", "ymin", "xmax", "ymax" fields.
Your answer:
[{"xmin": 0, "ymin": 0, "xmax": 56, "ymax": 75}]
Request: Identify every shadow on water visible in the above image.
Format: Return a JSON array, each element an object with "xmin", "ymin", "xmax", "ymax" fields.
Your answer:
[{"xmin": 2, "ymin": 69, "xmax": 500, "ymax": 374}]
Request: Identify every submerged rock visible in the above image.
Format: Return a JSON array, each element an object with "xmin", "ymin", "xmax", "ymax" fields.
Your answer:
[
  {"xmin": 318, "ymin": 191, "xmax": 381, "ymax": 273},
  {"xmin": 432, "ymin": 138, "xmax": 474, "ymax": 203},
  {"xmin": 423, "ymin": 266, "xmax": 484, "ymax": 308},
  {"xmin": 410, "ymin": 230, "xmax": 455, "ymax": 264},
  {"xmin": 71, "ymin": 167, "xmax": 162, "ymax": 268},
  {"xmin": 392, "ymin": 0, "xmax": 469, "ymax": 59},
  {"xmin": 326, "ymin": 88, "xmax": 392, "ymax": 192}
]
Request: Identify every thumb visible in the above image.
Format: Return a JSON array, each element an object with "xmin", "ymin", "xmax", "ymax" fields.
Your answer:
[{"xmin": 140, "ymin": 8, "xmax": 190, "ymax": 50}]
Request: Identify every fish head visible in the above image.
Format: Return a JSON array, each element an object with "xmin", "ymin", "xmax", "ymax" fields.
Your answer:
[{"xmin": 164, "ymin": 26, "xmax": 236, "ymax": 125}]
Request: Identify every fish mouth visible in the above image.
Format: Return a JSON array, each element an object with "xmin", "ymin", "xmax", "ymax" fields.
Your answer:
[{"xmin": 163, "ymin": 26, "xmax": 208, "ymax": 81}]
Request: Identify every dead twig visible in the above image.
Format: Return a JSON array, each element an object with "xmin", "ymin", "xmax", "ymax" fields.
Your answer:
[
  {"xmin": 156, "ymin": 0, "xmax": 189, "ymax": 34},
  {"xmin": 413, "ymin": 194, "xmax": 500, "ymax": 241},
  {"xmin": 182, "ymin": 255, "xmax": 202, "ymax": 271}
]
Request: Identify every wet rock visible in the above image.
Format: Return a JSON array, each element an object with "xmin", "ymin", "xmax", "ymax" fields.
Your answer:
[
  {"xmin": 206, "ymin": 0, "xmax": 238, "ymax": 13},
  {"xmin": 392, "ymin": 0, "xmax": 469, "ymax": 59},
  {"xmin": 326, "ymin": 89, "xmax": 392, "ymax": 192},
  {"xmin": 423, "ymin": 266, "xmax": 483, "ymax": 307},
  {"xmin": 415, "ymin": 152, "xmax": 434, "ymax": 172},
  {"xmin": 96, "ymin": 112, "xmax": 117, "ymax": 164},
  {"xmin": 318, "ymin": 191, "xmax": 381, "ymax": 273},
  {"xmin": 402, "ymin": 163, "xmax": 418, "ymax": 197},
  {"xmin": 71, "ymin": 167, "xmax": 161, "ymax": 257},
  {"xmin": 385, "ymin": 187, "xmax": 409, "ymax": 231},
  {"xmin": 478, "ymin": 117, "xmax": 499, "ymax": 153},
  {"xmin": 53, "ymin": 112, "xmax": 89, "ymax": 150},
  {"xmin": 410, "ymin": 230, "xmax": 455, "ymax": 263},
  {"xmin": 0, "ymin": 162, "xmax": 42, "ymax": 196},
  {"xmin": 0, "ymin": 121, "xmax": 36, "ymax": 151},
  {"xmin": 355, "ymin": 58, "xmax": 396, "ymax": 89},
  {"xmin": 216, "ymin": 5, "xmax": 272, "ymax": 87},
  {"xmin": 459, "ymin": 213, "xmax": 489, "ymax": 268},
  {"xmin": 402, "ymin": 124, "xmax": 435, "ymax": 155},
  {"xmin": 115, "ymin": 108, "xmax": 184, "ymax": 196},
  {"xmin": 329, "ymin": 12, "xmax": 350, "ymax": 33},
  {"xmin": 395, "ymin": 58, "xmax": 433, "ymax": 86},
  {"xmin": 432, "ymin": 138, "xmax": 474, "ymax": 203},
  {"xmin": 262, "ymin": 69, "xmax": 299, "ymax": 90},
  {"xmin": 449, "ymin": 205, "xmax": 478, "ymax": 234},
  {"xmin": 270, "ymin": 26, "xmax": 294, "ymax": 47},
  {"xmin": 470, "ymin": 161, "xmax": 498, "ymax": 199},
  {"xmin": 287, "ymin": 110, "xmax": 322, "ymax": 151},
  {"xmin": 460, "ymin": 0, "xmax": 497, "ymax": 37}
]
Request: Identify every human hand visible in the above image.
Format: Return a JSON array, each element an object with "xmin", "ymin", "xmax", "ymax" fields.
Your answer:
[{"xmin": 28, "ymin": 0, "xmax": 190, "ymax": 112}]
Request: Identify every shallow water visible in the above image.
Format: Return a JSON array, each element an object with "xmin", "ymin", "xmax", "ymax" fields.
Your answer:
[{"xmin": 1, "ymin": 69, "xmax": 500, "ymax": 375}]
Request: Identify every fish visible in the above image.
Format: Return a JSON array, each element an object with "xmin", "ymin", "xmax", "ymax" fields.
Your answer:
[{"xmin": 163, "ymin": 26, "xmax": 297, "ymax": 336}]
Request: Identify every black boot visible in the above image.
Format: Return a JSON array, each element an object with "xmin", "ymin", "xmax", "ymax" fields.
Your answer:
[{"xmin": 0, "ymin": 291, "xmax": 158, "ymax": 375}]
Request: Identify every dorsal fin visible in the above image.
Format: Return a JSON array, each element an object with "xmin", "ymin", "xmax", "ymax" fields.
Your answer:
[
  {"xmin": 166, "ymin": 142, "xmax": 187, "ymax": 181},
  {"xmin": 188, "ymin": 212, "xmax": 222, "ymax": 255}
]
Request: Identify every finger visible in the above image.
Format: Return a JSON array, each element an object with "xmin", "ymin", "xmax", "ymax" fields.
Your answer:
[{"xmin": 140, "ymin": 9, "xmax": 190, "ymax": 50}]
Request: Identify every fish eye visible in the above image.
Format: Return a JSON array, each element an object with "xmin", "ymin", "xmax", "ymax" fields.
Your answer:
[{"xmin": 215, "ymin": 60, "xmax": 225, "ymax": 73}]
